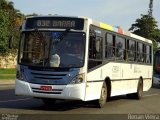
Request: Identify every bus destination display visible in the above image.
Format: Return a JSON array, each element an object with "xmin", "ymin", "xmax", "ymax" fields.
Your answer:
[{"xmin": 25, "ymin": 17, "xmax": 84, "ymax": 30}]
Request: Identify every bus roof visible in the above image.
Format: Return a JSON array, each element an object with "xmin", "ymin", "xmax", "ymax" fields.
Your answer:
[
  {"xmin": 89, "ymin": 18, "xmax": 152, "ymax": 44},
  {"xmin": 25, "ymin": 15, "xmax": 152, "ymax": 44}
]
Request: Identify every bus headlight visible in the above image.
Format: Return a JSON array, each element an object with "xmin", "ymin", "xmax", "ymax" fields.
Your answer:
[
  {"xmin": 69, "ymin": 73, "xmax": 85, "ymax": 84},
  {"xmin": 16, "ymin": 70, "xmax": 25, "ymax": 81}
]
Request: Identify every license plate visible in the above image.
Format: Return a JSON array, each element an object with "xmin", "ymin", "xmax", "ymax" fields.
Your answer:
[{"xmin": 40, "ymin": 85, "xmax": 52, "ymax": 91}]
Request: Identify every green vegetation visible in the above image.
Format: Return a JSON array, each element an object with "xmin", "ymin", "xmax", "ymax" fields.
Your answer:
[
  {"xmin": 0, "ymin": 10, "xmax": 10, "ymax": 53},
  {"xmin": 0, "ymin": 0, "xmax": 24, "ymax": 54},
  {"xmin": 0, "ymin": 0, "xmax": 39, "ymax": 55},
  {"xmin": 0, "ymin": 68, "xmax": 16, "ymax": 79},
  {"xmin": 0, "ymin": 68, "xmax": 16, "ymax": 74},
  {"xmin": 129, "ymin": 14, "xmax": 160, "ymax": 50},
  {"xmin": 0, "ymin": 75, "xmax": 16, "ymax": 79}
]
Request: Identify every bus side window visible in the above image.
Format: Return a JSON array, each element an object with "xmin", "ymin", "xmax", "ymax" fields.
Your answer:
[
  {"xmin": 137, "ymin": 42, "xmax": 144, "ymax": 62},
  {"xmin": 105, "ymin": 33, "xmax": 115, "ymax": 59},
  {"xmin": 88, "ymin": 29, "xmax": 103, "ymax": 70},
  {"xmin": 143, "ymin": 44, "xmax": 146, "ymax": 63},
  {"xmin": 89, "ymin": 33, "xmax": 96, "ymax": 59},
  {"xmin": 116, "ymin": 36, "xmax": 125, "ymax": 60},
  {"xmin": 127, "ymin": 39, "xmax": 136, "ymax": 61},
  {"xmin": 146, "ymin": 45, "xmax": 150, "ymax": 63},
  {"xmin": 149, "ymin": 46, "xmax": 152, "ymax": 64},
  {"xmin": 89, "ymin": 33, "xmax": 102, "ymax": 59},
  {"xmin": 95, "ymin": 37, "xmax": 103, "ymax": 59}
]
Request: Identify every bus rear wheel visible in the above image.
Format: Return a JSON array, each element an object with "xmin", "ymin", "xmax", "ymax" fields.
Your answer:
[
  {"xmin": 134, "ymin": 79, "xmax": 143, "ymax": 99},
  {"xmin": 42, "ymin": 98, "xmax": 56, "ymax": 106},
  {"xmin": 95, "ymin": 82, "xmax": 107, "ymax": 108},
  {"xmin": 127, "ymin": 79, "xmax": 143, "ymax": 99}
]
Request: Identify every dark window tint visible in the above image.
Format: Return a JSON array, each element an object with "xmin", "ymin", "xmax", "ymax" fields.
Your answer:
[
  {"xmin": 105, "ymin": 33, "xmax": 115, "ymax": 59},
  {"xmin": 127, "ymin": 40, "xmax": 136, "ymax": 61},
  {"xmin": 137, "ymin": 43, "xmax": 144, "ymax": 62},
  {"xmin": 88, "ymin": 28, "xmax": 103, "ymax": 70},
  {"xmin": 116, "ymin": 36, "xmax": 125, "ymax": 60},
  {"xmin": 146, "ymin": 45, "xmax": 151, "ymax": 63}
]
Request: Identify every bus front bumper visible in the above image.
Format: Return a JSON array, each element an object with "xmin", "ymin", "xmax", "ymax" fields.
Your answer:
[{"xmin": 15, "ymin": 79, "xmax": 86, "ymax": 101}]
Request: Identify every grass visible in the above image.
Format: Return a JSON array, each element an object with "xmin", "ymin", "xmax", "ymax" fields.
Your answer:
[
  {"xmin": 0, "ymin": 75, "xmax": 16, "ymax": 79},
  {"xmin": 0, "ymin": 68, "xmax": 16, "ymax": 79},
  {"xmin": 0, "ymin": 68, "xmax": 16, "ymax": 74}
]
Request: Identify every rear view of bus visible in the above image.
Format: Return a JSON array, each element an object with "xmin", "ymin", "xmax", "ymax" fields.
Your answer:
[{"xmin": 15, "ymin": 16, "xmax": 87, "ymax": 105}]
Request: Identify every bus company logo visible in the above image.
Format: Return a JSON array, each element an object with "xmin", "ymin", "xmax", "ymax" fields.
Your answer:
[
  {"xmin": 1, "ymin": 114, "xmax": 19, "ymax": 120},
  {"xmin": 112, "ymin": 66, "xmax": 119, "ymax": 73}
]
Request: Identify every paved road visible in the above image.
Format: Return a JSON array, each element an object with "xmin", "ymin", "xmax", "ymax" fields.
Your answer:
[{"xmin": 0, "ymin": 85, "xmax": 160, "ymax": 120}]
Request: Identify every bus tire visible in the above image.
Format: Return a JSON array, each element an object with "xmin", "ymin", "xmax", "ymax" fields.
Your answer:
[
  {"xmin": 95, "ymin": 82, "xmax": 107, "ymax": 108},
  {"xmin": 134, "ymin": 79, "xmax": 143, "ymax": 99},
  {"xmin": 42, "ymin": 98, "xmax": 56, "ymax": 106},
  {"xmin": 127, "ymin": 79, "xmax": 143, "ymax": 99}
]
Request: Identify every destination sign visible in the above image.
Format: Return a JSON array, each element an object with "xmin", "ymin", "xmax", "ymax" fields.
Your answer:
[{"xmin": 25, "ymin": 17, "xmax": 84, "ymax": 30}]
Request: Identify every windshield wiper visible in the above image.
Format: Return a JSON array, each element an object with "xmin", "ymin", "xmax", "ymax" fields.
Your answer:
[
  {"xmin": 53, "ymin": 29, "xmax": 70, "ymax": 45},
  {"xmin": 60, "ymin": 29, "xmax": 70, "ymax": 40}
]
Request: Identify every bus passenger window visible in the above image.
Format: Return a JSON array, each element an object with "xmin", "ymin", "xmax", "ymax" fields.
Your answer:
[
  {"xmin": 89, "ymin": 35, "xmax": 96, "ymax": 59},
  {"xmin": 146, "ymin": 45, "xmax": 150, "ymax": 63},
  {"xmin": 149, "ymin": 46, "xmax": 152, "ymax": 64},
  {"xmin": 128, "ymin": 40, "xmax": 136, "ymax": 61},
  {"xmin": 146, "ymin": 45, "xmax": 152, "ymax": 64},
  {"xmin": 89, "ymin": 36, "xmax": 102, "ymax": 59},
  {"xmin": 105, "ymin": 33, "xmax": 115, "ymax": 59},
  {"xmin": 137, "ymin": 43, "xmax": 144, "ymax": 62},
  {"xmin": 88, "ymin": 29, "xmax": 103, "ymax": 70},
  {"xmin": 143, "ymin": 44, "xmax": 146, "ymax": 63},
  {"xmin": 116, "ymin": 36, "xmax": 125, "ymax": 60},
  {"xmin": 95, "ymin": 37, "xmax": 103, "ymax": 59}
]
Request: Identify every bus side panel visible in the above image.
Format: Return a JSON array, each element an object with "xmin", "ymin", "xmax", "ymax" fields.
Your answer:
[
  {"xmin": 133, "ymin": 65, "xmax": 152, "ymax": 91},
  {"xmin": 85, "ymin": 62, "xmax": 152, "ymax": 100},
  {"xmin": 122, "ymin": 63, "xmax": 152, "ymax": 93},
  {"xmin": 143, "ymin": 65, "xmax": 153, "ymax": 91},
  {"xmin": 102, "ymin": 63, "xmax": 129, "ymax": 96},
  {"xmin": 85, "ymin": 62, "xmax": 123, "ymax": 100},
  {"xmin": 119, "ymin": 63, "xmax": 139, "ymax": 96},
  {"xmin": 85, "ymin": 68, "xmax": 103, "ymax": 101},
  {"xmin": 143, "ymin": 79, "xmax": 152, "ymax": 91}
]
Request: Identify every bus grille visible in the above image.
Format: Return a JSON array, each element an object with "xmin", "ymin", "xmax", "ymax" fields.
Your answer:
[
  {"xmin": 32, "ymin": 87, "xmax": 63, "ymax": 94},
  {"xmin": 29, "ymin": 70, "xmax": 69, "ymax": 85},
  {"xmin": 31, "ymin": 72, "xmax": 66, "ymax": 80}
]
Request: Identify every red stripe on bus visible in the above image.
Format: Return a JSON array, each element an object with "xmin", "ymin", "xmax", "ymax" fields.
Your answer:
[{"xmin": 118, "ymin": 28, "xmax": 123, "ymax": 34}]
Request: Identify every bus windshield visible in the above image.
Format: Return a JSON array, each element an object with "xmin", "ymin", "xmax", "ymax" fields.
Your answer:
[
  {"xmin": 18, "ymin": 31, "xmax": 86, "ymax": 68},
  {"xmin": 154, "ymin": 50, "xmax": 160, "ymax": 74}
]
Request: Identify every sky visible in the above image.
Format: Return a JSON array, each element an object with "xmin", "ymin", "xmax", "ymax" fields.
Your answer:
[{"xmin": 10, "ymin": 0, "xmax": 160, "ymax": 31}]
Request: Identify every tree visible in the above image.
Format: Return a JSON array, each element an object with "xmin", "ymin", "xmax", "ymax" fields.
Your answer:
[
  {"xmin": 129, "ymin": 14, "xmax": 160, "ymax": 49},
  {"xmin": 0, "ymin": 9, "xmax": 10, "ymax": 53},
  {"xmin": 0, "ymin": 0, "xmax": 24, "ymax": 53}
]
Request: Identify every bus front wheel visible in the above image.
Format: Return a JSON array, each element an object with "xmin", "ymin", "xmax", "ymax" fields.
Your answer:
[{"xmin": 95, "ymin": 82, "xmax": 107, "ymax": 108}]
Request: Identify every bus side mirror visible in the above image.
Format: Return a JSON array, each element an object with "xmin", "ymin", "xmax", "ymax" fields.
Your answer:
[{"xmin": 9, "ymin": 36, "xmax": 13, "ymax": 49}]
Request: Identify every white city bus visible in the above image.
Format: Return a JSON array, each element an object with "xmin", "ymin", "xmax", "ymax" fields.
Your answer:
[{"xmin": 15, "ymin": 16, "xmax": 153, "ymax": 108}]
